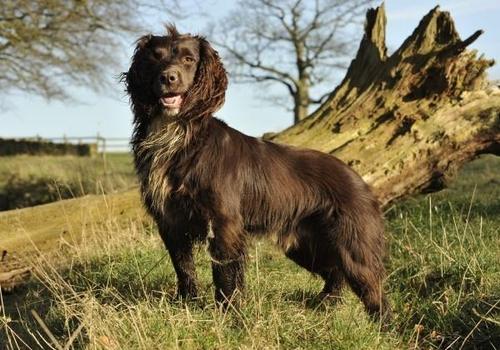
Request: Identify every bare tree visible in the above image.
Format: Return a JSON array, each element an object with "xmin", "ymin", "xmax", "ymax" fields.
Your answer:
[
  {"xmin": 210, "ymin": 0, "xmax": 372, "ymax": 124},
  {"xmin": 0, "ymin": 0, "xmax": 181, "ymax": 101}
]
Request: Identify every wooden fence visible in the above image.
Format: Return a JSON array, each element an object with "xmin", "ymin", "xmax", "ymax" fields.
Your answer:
[
  {"xmin": 0, "ymin": 135, "xmax": 130, "ymax": 156},
  {"xmin": 44, "ymin": 135, "xmax": 131, "ymax": 153}
]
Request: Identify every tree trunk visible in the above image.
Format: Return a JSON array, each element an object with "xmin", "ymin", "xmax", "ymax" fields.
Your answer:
[
  {"xmin": 294, "ymin": 79, "xmax": 310, "ymax": 124},
  {"xmin": 269, "ymin": 4, "xmax": 500, "ymax": 208},
  {"xmin": 293, "ymin": 37, "xmax": 310, "ymax": 124}
]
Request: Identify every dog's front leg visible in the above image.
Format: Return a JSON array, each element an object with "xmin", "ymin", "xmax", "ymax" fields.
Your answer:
[
  {"xmin": 208, "ymin": 219, "xmax": 246, "ymax": 306},
  {"xmin": 159, "ymin": 226, "xmax": 198, "ymax": 299}
]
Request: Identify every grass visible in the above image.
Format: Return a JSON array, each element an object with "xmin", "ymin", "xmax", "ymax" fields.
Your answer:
[
  {"xmin": 0, "ymin": 155, "xmax": 499, "ymax": 349},
  {"xmin": 0, "ymin": 154, "xmax": 136, "ymax": 210}
]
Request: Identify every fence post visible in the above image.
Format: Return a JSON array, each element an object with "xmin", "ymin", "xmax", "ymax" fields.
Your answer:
[{"xmin": 97, "ymin": 132, "xmax": 108, "ymax": 175}]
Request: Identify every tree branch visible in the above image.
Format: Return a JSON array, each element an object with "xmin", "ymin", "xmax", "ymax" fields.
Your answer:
[
  {"xmin": 214, "ymin": 40, "xmax": 298, "ymax": 85},
  {"xmin": 238, "ymin": 73, "xmax": 297, "ymax": 97},
  {"xmin": 0, "ymin": 0, "xmax": 186, "ymax": 101},
  {"xmin": 309, "ymin": 91, "xmax": 331, "ymax": 104}
]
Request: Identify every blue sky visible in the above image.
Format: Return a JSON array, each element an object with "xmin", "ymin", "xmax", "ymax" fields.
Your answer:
[{"xmin": 1, "ymin": 0, "xmax": 499, "ymax": 140}]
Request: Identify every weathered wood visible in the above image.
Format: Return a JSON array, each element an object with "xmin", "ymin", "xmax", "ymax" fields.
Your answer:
[
  {"xmin": 270, "ymin": 4, "xmax": 500, "ymax": 207},
  {"xmin": 0, "ymin": 267, "xmax": 30, "ymax": 284},
  {"xmin": 0, "ymin": 250, "xmax": 30, "ymax": 290}
]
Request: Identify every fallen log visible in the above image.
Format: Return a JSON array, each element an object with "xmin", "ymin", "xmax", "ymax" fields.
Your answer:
[
  {"xmin": 0, "ymin": 267, "xmax": 31, "ymax": 284},
  {"xmin": 269, "ymin": 5, "xmax": 499, "ymax": 207},
  {"xmin": 0, "ymin": 250, "xmax": 31, "ymax": 291}
]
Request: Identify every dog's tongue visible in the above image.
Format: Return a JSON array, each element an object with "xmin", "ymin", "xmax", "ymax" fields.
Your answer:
[{"xmin": 160, "ymin": 95, "xmax": 182, "ymax": 108}]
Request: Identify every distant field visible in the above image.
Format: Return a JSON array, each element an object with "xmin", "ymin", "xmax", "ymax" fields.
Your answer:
[
  {"xmin": 0, "ymin": 155, "xmax": 499, "ymax": 349},
  {"xmin": 0, "ymin": 153, "xmax": 136, "ymax": 210}
]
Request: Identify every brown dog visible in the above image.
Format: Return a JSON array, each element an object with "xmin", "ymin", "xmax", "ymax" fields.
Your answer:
[{"xmin": 123, "ymin": 25, "xmax": 390, "ymax": 322}]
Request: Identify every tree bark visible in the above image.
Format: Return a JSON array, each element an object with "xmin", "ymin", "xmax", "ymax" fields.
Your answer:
[
  {"xmin": 294, "ymin": 39, "xmax": 310, "ymax": 124},
  {"xmin": 294, "ymin": 79, "xmax": 310, "ymax": 124},
  {"xmin": 269, "ymin": 4, "xmax": 500, "ymax": 208}
]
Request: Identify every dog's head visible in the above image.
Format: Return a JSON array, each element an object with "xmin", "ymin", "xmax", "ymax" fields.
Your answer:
[{"xmin": 123, "ymin": 25, "xmax": 228, "ymax": 121}]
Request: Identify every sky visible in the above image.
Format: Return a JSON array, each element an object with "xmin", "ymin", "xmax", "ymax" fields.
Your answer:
[{"xmin": 1, "ymin": 0, "xmax": 499, "ymax": 144}]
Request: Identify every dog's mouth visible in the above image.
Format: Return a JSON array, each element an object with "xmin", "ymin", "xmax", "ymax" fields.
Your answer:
[{"xmin": 159, "ymin": 93, "xmax": 183, "ymax": 109}]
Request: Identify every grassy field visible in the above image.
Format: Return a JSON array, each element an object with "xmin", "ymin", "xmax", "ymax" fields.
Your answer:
[
  {"xmin": 0, "ymin": 155, "xmax": 499, "ymax": 349},
  {"xmin": 0, "ymin": 154, "xmax": 136, "ymax": 210}
]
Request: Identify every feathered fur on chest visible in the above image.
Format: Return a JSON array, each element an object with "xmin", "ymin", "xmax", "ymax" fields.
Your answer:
[{"xmin": 133, "ymin": 118, "xmax": 186, "ymax": 215}]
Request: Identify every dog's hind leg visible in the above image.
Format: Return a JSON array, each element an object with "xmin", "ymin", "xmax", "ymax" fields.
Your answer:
[
  {"xmin": 283, "ymin": 213, "xmax": 346, "ymax": 300},
  {"xmin": 340, "ymin": 252, "xmax": 391, "ymax": 323},
  {"xmin": 336, "ymin": 218, "xmax": 391, "ymax": 323},
  {"xmin": 318, "ymin": 265, "xmax": 345, "ymax": 301},
  {"xmin": 285, "ymin": 239, "xmax": 345, "ymax": 301}
]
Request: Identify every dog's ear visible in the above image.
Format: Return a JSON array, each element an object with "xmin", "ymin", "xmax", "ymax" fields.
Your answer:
[
  {"xmin": 123, "ymin": 34, "xmax": 152, "ymax": 90},
  {"xmin": 188, "ymin": 37, "xmax": 228, "ymax": 116},
  {"xmin": 122, "ymin": 34, "xmax": 155, "ymax": 116}
]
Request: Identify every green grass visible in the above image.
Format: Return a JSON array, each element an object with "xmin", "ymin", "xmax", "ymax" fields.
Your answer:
[
  {"xmin": 1, "ymin": 155, "xmax": 499, "ymax": 349},
  {"xmin": 0, "ymin": 153, "xmax": 136, "ymax": 210}
]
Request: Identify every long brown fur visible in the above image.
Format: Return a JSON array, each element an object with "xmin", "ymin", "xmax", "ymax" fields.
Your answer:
[{"xmin": 122, "ymin": 26, "xmax": 391, "ymax": 322}]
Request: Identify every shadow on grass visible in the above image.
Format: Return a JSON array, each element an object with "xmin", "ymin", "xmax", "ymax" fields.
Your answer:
[
  {"xmin": 470, "ymin": 200, "xmax": 500, "ymax": 219},
  {"xmin": 402, "ymin": 293, "xmax": 500, "ymax": 349},
  {"xmin": 1, "ymin": 281, "xmax": 74, "ymax": 349},
  {"xmin": 0, "ymin": 257, "xmax": 182, "ymax": 349},
  {"xmin": 281, "ymin": 284, "xmax": 500, "ymax": 349},
  {"xmin": 281, "ymin": 289, "xmax": 343, "ymax": 310}
]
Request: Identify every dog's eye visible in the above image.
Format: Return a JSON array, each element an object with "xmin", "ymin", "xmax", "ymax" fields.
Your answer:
[{"xmin": 184, "ymin": 56, "xmax": 195, "ymax": 63}]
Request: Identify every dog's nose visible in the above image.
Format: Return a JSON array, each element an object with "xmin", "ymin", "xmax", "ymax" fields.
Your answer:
[{"xmin": 160, "ymin": 70, "xmax": 179, "ymax": 85}]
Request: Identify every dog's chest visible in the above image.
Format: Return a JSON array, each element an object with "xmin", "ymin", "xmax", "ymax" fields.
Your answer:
[{"xmin": 134, "ymin": 120, "xmax": 185, "ymax": 214}]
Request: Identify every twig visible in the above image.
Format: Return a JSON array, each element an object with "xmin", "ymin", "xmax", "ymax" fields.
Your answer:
[
  {"xmin": 30, "ymin": 310, "xmax": 63, "ymax": 350},
  {"xmin": 142, "ymin": 253, "xmax": 169, "ymax": 279},
  {"xmin": 63, "ymin": 320, "xmax": 86, "ymax": 350},
  {"xmin": 460, "ymin": 301, "xmax": 500, "ymax": 349}
]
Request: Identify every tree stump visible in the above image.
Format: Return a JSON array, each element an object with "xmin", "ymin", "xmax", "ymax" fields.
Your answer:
[{"xmin": 270, "ymin": 5, "xmax": 499, "ymax": 207}]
